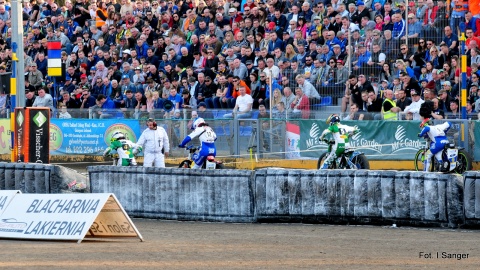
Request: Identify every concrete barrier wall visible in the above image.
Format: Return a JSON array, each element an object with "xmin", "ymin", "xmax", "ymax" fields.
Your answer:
[
  {"xmin": 463, "ymin": 171, "xmax": 480, "ymax": 226},
  {"xmin": 254, "ymin": 169, "xmax": 464, "ymax": 228},
  {"xmin": 88, "ymin": 166, "xmax": 255, "ymax": 222},
  {"xmin": 88, "ymin": 166, "xmax": 468, "ymax": 228},
  {"xmin": 0, "ymin": 162, "xmax": 89, "ymax": 193}
]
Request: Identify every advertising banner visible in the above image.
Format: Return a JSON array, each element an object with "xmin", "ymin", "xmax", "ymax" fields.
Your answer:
[
  {"xmin": 25, "ymin": 108, "xmax": 50, "ymax": 163},
  {"xmin": 299, "ymin": 120, "xmax": 425, "ymax": 160},
  {"xmin": 285, "ymin": 122, "xmax": 301, "ymax": 159},
  {"xmin": 475, "ymin": 122, "xmax": 480, "ymax": 161},
  {"xmin": 13, "ymin": 108, "xmax": 25, "ymax": 162},
  {"xmin": 0, "ymin": 193, "xmax": 143, "ymax": 243},
  {"xmin": 50, "ymin": 119, "xmax": 141, "ymax": 155},
  {"xmin": 0, "ymin": 119, "xmax": 11, "ymax": 155},
  {"xmin": 0, "ymin": 190, "xmax": 21, "ymax": 216}
]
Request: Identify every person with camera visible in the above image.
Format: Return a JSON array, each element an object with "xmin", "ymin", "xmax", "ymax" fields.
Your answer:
[{"xmin": 136, "ymin": 118, "xmax": 170, "ymax": 168}]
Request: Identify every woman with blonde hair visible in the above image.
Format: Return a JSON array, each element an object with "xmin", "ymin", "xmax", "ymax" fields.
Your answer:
[
  {"xmin": 271, "ymin": 89, "xmax": 284, "ymax": 112},
  {"xmin": 285, "ymin": 44, "xmax": 297, "ymax": 61},
  {"xmin": 145, "ymin": 90, "xmax": 154, "ymax": 113},
  {"xmin": 395, "ymin": 59, "xmax": 415, "ymax": 78}
]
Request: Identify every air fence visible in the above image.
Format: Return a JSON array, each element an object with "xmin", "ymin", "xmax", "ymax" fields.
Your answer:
[{"xmin": 86, "ymin": 166, "xmax": 480, "ymax": 229}]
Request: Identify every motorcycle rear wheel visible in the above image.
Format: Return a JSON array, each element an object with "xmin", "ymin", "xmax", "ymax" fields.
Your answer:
[
  {"xmin": 179, "ymin": 160, "xmax": 192, "ymax": 168},
  {"xmin": 453, "ymin": 149, "xmax": 472, "ymax": 174},
  {"xmin": 350, "ymin": 154, "xmax": 370, "ymax": 169}
]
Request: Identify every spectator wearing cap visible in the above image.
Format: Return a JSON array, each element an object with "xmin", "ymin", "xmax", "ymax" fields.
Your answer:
[
  {"xmin": 403, "ymin": 13, "xmax": 421, "ymax": 46},
  {"xmin": 64, "ymin": 75, "xmax": 77, "ymax": 94},
  {"xmin": 25, "ymin": 87, "xmax": 37, "ymax": 108},
  {"xmin": 334, "ymin": 59, "xmax": 349, "ymax": 86},
  {"xmin": 350, "ymin": 1, "xmax": 369, "ymax": 25},
  {"xmin": 194, "ymin": 101, "xmax": 212, "ymax": 119},
  {"xmin": 353, "ymin": 43, "xmax": 370, "ymax": 73},
  {"xmin": 120, "ymin": 74, "xmax": 137, "ymax": 94},
  {"xmin": 228, "ymin": 8, "xmax": 243, "ymax": 26},
  {"xmin": 180, "ymin": 89, "xmax": 197, "ymax": 110},
  {"xmin": 27, "ymin": 62, "xmax": 44, "ymax": 89}
]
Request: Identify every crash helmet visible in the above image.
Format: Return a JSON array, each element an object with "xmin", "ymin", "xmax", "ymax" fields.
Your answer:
[
  {"xmin": 326, "ymin": 114, "xmax": 340, "ymax": 126},
  {"xmin": 111, "ymin": 131, "xmax": 125, "ymax": 142},
  {"xmin": 192, "ymin": 117, "xmax": 205, "ymax": 130}
]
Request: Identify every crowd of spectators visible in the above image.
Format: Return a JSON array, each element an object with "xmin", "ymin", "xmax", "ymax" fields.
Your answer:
[{"xmin": 0, "ymin": 0, "xmax": 475, "ymax": 121}]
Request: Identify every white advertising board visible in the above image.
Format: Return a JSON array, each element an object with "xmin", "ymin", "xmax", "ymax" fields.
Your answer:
[
  {"xmin": 0, "ymin": 193, "xmax": 143, "ymax": 243},
  {"xmin": 0, "ymin": 190, "xmax": 21, "ymax": 215}
]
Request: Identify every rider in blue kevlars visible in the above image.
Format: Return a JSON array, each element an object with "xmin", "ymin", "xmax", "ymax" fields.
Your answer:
[
  {"xmin": 418, "ymin": 117, "xmax": 452, "ymax": 172},
  {"xmin": 179, "ymin": 118, "xmax": 217, "ymax": 169}
]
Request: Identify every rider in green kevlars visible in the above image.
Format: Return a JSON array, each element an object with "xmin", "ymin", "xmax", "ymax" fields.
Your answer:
[
  {"xmin": 319, "ymin": 114, "xmax": 359, "ymax": 169},
  {"xmin": 103, "ymin": 131, "xmax": 141, "ymax": 166}
]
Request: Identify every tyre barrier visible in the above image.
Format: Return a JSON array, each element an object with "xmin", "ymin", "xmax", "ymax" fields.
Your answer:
[
  {"xmin": 88, "ymin": 166, "xmax": 255, "ymax": 222},
  {"xmin": 0, "ymin": 162, "xmax": 89, "ymax": 193},
  {"xmin": 254, "ymin": 169, "xmax": 464, "ymax": 228},
  {"xmin": 87, "ymin": 166, "xmax": 469, "ymax": 228},
  {"xmin": 463, "ymin": 172, "xmax": 480, "ymax": 227}
]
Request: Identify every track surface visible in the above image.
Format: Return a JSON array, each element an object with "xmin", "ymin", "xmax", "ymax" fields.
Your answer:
[{"xmin": 0, "ymin": 219, "xmax": 479, "ymax": 269}]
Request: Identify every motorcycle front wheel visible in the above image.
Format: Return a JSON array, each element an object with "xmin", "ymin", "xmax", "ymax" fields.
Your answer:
[
  {"xmin": 216, "ymin": 163, "xmax": 225, "ymax": 169},
  {"xmin": 350, "ymin": 154, "xmax": 370, "ymax": 169},
  {"xmin": 453, "ymin": 149, "xmax": 472, "ymax": 174},
  {"xmin": 414, "ymin": 149, "xmax": 435, "ymax": 172},
  {"xmin": 317, "ymin": 152, "xmax": 336, "ymax": 169}
]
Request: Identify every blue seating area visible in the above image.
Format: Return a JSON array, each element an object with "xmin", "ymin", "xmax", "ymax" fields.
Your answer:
[{"xmin": 312, "ymin": 96, "xmax": 333, "ymax": 109}]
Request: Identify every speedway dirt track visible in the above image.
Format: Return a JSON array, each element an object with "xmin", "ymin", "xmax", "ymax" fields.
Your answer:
[{"xmin": 0, "ymin": 219, "xmax": 479, "ymax": 270}]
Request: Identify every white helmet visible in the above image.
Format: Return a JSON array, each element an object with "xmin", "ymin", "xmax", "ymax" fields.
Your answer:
[
  {"xmin": 111, "ymin": 131, "xmax": 125, "ymax": 142},
  {"xmin": 192, "ymin": 118, "xmax": 205, "ymax": 129}
]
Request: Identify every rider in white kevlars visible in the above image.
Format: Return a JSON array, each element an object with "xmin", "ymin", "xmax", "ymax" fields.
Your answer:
[
  {"xmin": 179, "ymin": 118, "xmax": 217, "ymax": 169},
  {"xmin": 418, "ymin": 117, "xmax": 452, "ymax": 171}
]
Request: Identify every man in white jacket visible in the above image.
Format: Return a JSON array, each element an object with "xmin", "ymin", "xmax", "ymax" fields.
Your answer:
[
  {"xmin": 136, "ymin": 118, "xmax": 170, "ymax": 168},
  {"xmin": 403, "ymin": 90, "xmax": 424, "ymax": 120}
]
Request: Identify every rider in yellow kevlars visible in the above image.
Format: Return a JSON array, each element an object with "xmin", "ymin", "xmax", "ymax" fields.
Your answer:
[{"xmin": 319, "ymin": 114, "xmax": 359, "ymax": 169}]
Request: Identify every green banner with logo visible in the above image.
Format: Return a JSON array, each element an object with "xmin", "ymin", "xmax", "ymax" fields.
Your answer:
[
  {"xmin": 474, "ymin": 122, "xmax": 480, "ymax": 161},
  {"xmin": 299, "ymin": 120, "xmax": 425, "ymax": 160}
]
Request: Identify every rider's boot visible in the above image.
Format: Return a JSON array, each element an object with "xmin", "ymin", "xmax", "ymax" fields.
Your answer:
[
  {"xmin": 321, "ymin": 153, "xmax": 337, "ymax": 169},
  {"xmin": 423, "ymin": 159, "xmax": 430, "ymax": 172}
]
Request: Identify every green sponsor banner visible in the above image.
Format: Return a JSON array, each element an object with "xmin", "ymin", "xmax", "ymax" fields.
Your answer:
[
  {"xmin": 299, "ymin": 120, "xmax": 425, "ymax": 160},
  {"xmin": 475, "ymin": 122, "xmax": 480, "ymax": 161}
]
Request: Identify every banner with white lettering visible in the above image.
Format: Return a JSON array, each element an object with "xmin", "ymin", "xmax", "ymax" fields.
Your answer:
[
  {"xmin": 0, "ymin": 193, "xmax": 143, "ymax": 243},
  {"xmin": 0, "ymin": 190, "xmax": 21, "ymax": 215},
  {"xmin": 49, "ymin": 119, "xmax": 141, "ymax": 155}
]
